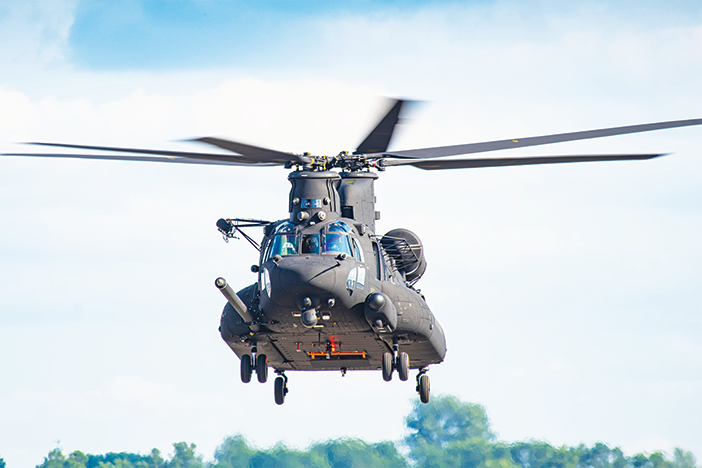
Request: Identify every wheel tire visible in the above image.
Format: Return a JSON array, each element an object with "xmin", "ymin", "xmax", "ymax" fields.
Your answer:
[
  {"xmin": 381, "ymin": 352, "xmax": 394, "ymax": 382},
  {"xmin": 397, "ymin": 352, "xmax": 409, "ymax": 382},
  {"xmin": 418, "ymin": 374, "xmax": 430, "ymax": 404},
  {"xmin": 274, "ymin": 376, "xmax": 286, "ymax": 405},
  {"xmin": 256, "ymin": 354, "xmax": 268, "ymax": 383},
  {"xmin": 240, "ymin": 354, "xmax": 252, "ymax": 384}
]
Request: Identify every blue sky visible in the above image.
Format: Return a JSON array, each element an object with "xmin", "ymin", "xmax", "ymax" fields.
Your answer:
[
  {"xmin": 68, "ymin": 0, "xmax": 472, "ymax": 69},
  {"xmin": 1, "ymin": 1, "xmax": 701, "ymax": 467},
  {"xmin": 64, "ymin": 0, "xmax": 701, "ymax": 71}
]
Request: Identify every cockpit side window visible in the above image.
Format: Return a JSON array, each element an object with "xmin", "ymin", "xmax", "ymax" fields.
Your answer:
[{"xmin": 268, "ymin": 234, "xmax": 298, "ymax": 258}]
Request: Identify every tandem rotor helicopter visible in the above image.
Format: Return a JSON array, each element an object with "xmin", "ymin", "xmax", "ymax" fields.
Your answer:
[{"xmin": 4, "ymin": 99, "xmax": 701, "ymax": 405}]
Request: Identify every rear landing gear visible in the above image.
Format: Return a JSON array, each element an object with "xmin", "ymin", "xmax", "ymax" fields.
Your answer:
[
  {"xmin": 416, "ymin": 367, "xmax": 430, "ymax": 404},
  {"xmin": 382, "ymin": 352, "xmax": 394, "ymax": 381},
  {"xmin": 256, "ymin": 354, "xmax": 268, "ymax": 383},
  {"xmin": 274, "ymin": 370, "xmax": 288, "ymax": 405}
]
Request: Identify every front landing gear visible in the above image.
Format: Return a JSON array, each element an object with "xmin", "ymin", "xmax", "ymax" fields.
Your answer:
[
  {"xmin": 416, "ymin": 367, "xmax": 430, "ymax": 404},
  {"xmin": 274, "ymin": 370, "xmax": 289, "ymax": 405},
  {"xmin": 240, "ymin": 346, "xmax": 268, "ymax": 384},
  {"xmin": 397, "ymin": 352, "xmax": 409, "ymax": 381},
  {"xmin": 240, "ymin": 354, "xmax": 252, "ymax": 383}
]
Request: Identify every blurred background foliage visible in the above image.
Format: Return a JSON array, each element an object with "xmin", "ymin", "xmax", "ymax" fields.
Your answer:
[{"xmin": 15, "ymin": 396, "xmax": 697, "ymax": 468}]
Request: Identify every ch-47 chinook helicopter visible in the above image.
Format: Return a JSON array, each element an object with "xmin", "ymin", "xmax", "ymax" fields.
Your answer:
[{"xmin": 4, "ymin": 99, "xmax": 702, "ymax": 405}]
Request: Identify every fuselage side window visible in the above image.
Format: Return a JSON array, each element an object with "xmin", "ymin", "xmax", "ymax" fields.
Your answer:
[
  {"xmin": 352, "ymin": 237, "xmax": 365, "ymax": 263},
  {"xmin": 372, "ymin": 242, "xmax": 382, "ymax": 280}
]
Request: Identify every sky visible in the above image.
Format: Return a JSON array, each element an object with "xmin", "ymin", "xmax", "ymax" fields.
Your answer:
[{"xmin": 1, "ymin": 0, "xmax": 701, "ymax": 466}]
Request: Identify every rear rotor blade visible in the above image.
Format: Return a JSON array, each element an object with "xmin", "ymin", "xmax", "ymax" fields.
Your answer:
[
  {"xmin": 381, "ymin": 153, "xmax": 666, "ymax": 170},
  {"xmin": 355, "ymin": 99, "xmax": 409, "ymax": 155},
  {"xmin": 385, "ymin": 118, "xmax": 702, "ymax": 159},
  {"xmin": 192, "ymin": 137, "xmax": 310, "ymax": 164}
]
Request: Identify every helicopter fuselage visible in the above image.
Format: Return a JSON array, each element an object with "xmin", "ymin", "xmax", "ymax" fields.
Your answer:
[{"xmin": 218, "ymin": 170, "xmax": 447, "ymax": 375}]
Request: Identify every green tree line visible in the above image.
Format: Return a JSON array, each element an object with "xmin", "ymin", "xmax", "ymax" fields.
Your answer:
[{"xmin": 4, "ymin": 396, "xmax": 696, "ymax": 468}]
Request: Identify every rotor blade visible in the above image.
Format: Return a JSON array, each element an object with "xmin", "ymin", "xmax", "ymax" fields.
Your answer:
[
  {"xmin": 355, "ymin": 99, "xmax": 409, "ymax": 154},
  {"xmin": 381, "ymin": 153, "xmax": 666, "ymax": 170},
  {"xmin": 1, "ymin": 152, "xmax": 277, "ymax": 166},
  {"xmin": 191, "ymin": 137, "xmax": 310, "ymax": 164},
  {"xmin": 384, "ymin": 118, "xmax": 702, "ymax": 159},
  {"xmin": 24, "ymin": 142, "xmax": 267, "ymax": 165}
]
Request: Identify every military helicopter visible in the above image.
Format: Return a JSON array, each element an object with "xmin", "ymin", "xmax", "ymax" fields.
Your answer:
[{"xmin": 4, "ymin": 99, "xmax": 701, "ymax": 405}]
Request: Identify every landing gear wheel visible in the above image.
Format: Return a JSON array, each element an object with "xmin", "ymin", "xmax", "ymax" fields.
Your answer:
[
  {"xmin": 274, "ymin": 376, "xmax": 286, "ymax": 405},
  {"xmin": 382, "ymin": 352, "xmax": 394, "ymax": 382},
  {"xmin": 256, "ymin": 354, "xmax": 268, "ymax": 383},
  {"xmin": 240, "ymin": 354, "xmax": 252, "ymax": 383},
  {"xmin": 397, "ymin": 352, "xmax": 409, "ymax": 381},
  {"xmin": 418, "ymin": 374, "xmax": 430, "ymax": 404}
]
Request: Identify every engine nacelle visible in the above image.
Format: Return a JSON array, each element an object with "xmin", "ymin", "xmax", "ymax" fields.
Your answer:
[{"xmin": 380, "ymin": 228, "xmax": 427, "ymax": 282}]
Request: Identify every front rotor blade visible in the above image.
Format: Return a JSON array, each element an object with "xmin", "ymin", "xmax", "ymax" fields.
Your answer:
[
  {"xmin": 381, "ymin": 153, "xmax": 665, "ymax": 170},
  {"xmin": 385, "ymin": 118, "xmax": 702, "ymax": 159},
  {"xmin": 192, "ymin": 137, "xmax": 310, "ymax": 164},
  {"xmin": 1, "ymin": 152, "xmax": 277, "ymax": 166},
  {"xmin": 24, "ymin": 142, "xmax": 267, "ymax": 165},
  {"xmin": 354, "ymin": 99, "xmax": 409, "ymax": 154}
]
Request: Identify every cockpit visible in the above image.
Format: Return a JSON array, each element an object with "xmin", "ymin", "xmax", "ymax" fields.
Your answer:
[{"xmin": 265, "ymin": 221, "xmax": 361, "ymax": 260}]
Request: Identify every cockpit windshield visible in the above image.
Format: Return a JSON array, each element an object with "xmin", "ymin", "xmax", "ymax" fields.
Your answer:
[
  {"xmin": 301, "ymin": 234, "xmax": 320, "ymax": 254},
  {"xmin": 323, "ymin": 233, "xmax": 353, "ymax": 255},
  {"xmin": 265, "ymin": 221, "xmax": 356, "ymax": 260},
  {"xmin": 323, "ymin": 221, "xmax": 353, "ymax": 255}
]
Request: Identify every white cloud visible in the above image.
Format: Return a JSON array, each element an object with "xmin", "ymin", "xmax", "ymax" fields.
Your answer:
[{"xmin": 0, "ymin": 0, "xmax": 76, "ymax": 67}]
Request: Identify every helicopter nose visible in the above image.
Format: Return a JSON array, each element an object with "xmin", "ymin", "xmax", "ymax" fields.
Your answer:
[{"xmin": 266, "ymin": 256, "xmax": 341, "ymax": 309}]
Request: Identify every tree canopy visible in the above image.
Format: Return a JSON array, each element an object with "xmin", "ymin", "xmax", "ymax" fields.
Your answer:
[{"xmin": 22, "ymin": 395, "xmax": 698, "ymax": 468}]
